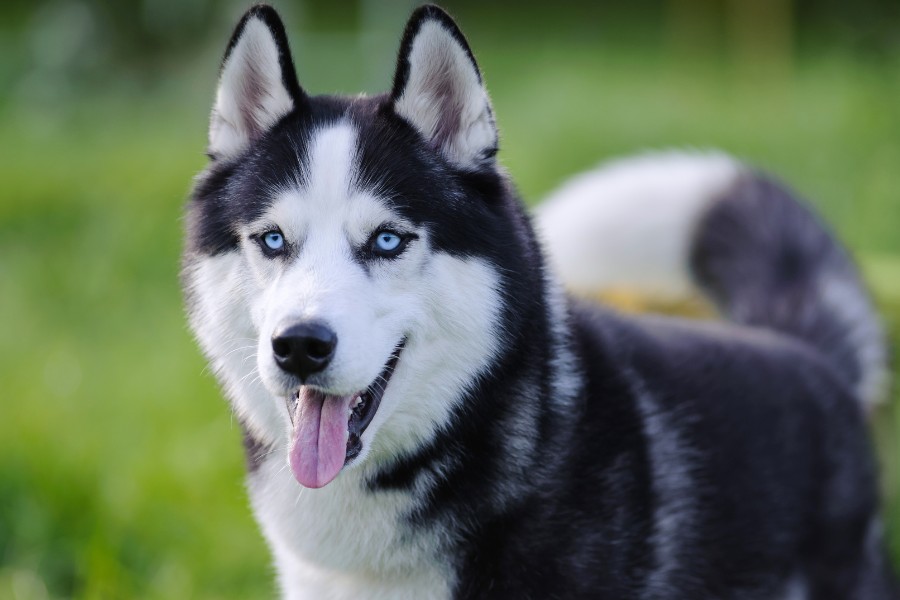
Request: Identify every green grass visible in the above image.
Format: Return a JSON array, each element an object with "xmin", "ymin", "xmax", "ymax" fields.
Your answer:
[{"xmin": 1, "ymin": 34, "xmax": 899, "ymax": 598}]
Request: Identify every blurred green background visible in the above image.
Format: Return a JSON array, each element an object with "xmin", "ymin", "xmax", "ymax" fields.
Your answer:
[{"xmin": 1, "ymin": 0, "xmax": 898, "ymax": 597}]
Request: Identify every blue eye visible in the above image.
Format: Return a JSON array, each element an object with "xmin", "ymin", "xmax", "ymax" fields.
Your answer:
[
  {"xmin": 261, "ymin": 231, "xmax": 284, "ymax": 252},
  {"xmin": 365, "ymin": 228, "xmax": 415, "ymax": 259},
  {"xmin": 375, "ymin": 232, "xmax": 402, "ymax": 252}
]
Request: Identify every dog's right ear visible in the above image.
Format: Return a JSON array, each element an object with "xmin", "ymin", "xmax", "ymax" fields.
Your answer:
[
  {"xmin": 208, "ymin": 5, "xmax": 305, "ymax": 161},
  {"xmin": 390, "ymin": 5, "xmax": 498, "ymax": 170}
]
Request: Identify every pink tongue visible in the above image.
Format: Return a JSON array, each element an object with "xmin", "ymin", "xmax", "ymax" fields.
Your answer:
[{"xmin": 289, "ymin": 389, "xmax": 353, "ymax": 488}]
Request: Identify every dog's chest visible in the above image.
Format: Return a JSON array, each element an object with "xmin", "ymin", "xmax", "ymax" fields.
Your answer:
[{"xmin": 249, "ymin": 455, "xmax": 451, "ymax": 599}]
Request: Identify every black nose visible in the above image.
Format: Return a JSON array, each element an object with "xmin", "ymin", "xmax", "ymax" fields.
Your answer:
[{"xmin": 271, "ymin": 321, "xmax": 337, "ymax": 381}]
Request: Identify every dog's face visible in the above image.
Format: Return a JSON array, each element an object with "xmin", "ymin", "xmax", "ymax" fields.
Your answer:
[{"xmin": 183, "ymin": 6, "xmax": 519, "ymax": 488}]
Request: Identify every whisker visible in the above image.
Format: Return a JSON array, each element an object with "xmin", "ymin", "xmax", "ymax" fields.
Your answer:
[{"xmin": 239, "ymin": 368, "xmax": 261, "ymax": 385}]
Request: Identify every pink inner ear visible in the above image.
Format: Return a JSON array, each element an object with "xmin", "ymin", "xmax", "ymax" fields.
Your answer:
[
  {"xmin": 209, "ymin": 15, "xmax": 296, "ymax": 159},
  {"xmin": 390, "ymin": 12, "xmax": 497, "ymax": 169}
]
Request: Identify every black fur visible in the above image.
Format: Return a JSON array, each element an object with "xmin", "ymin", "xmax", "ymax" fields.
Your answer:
[{"xmin": 690, "ymin": 172, "xmax": 884, "ymax": 400}]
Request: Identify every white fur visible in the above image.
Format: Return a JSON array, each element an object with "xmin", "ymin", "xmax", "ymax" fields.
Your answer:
[
  {"xmin": 628, "ymin": 369, "xmax": 699, "ymax": 596},
  {"xmin": 252, "ymin": 455, "xmax": 451, "ymax": 600},
  {"xmin": 545, "ymin": 276, "xmax": 582, "ymax": 408},
  {"xmin": 393, "ymin": 20, "xmax": 496, "ymax": 169},
  {"xmin": 210, "ymin": 16, "xmax": 294, "ymax": 159},
  {"xmin": 781, "ymin": 573, "xmax": 808, "ymax": 600},
  {"xmin": 534, "ymin": 151, "xmax": 742, "ymax": 300},
  {"xmin": 188, "ymin": 121, "xmax": 505, "ymax": 597},
  {"xmin": 818, "ymin": 274, "xmax": 888, "ymax": 407},
  {"xmin": 185, "ymin": 253, "xmax": 284, "ymax": 444}
]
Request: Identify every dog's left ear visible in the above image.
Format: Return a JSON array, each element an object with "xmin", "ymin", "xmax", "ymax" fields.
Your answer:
[
  {"xmin": 208, "ymin": 5, "xmax": 305, "ymax": 160},
  {"xmin": 390, "ymin": 5, "xmax": 498, "ymax": 170}
]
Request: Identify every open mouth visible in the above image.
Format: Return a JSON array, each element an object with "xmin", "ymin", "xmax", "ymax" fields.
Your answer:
[{"xmin": 286, "ymin": 340, "xmax": 405, "ymax": 488}]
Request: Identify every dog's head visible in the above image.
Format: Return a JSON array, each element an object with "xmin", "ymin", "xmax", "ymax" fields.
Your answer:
[{"xmin": 184, "ymin": 5, "xmax": 529, "ymax": 488}]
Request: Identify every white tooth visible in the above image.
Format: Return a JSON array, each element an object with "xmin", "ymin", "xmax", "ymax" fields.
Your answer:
[{"xmin": 352, "ymin": 395, "xmax": 362, "ymax": 408}]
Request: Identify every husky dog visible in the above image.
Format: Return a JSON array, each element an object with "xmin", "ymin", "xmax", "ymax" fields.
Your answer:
[{"xmin": 182, "ymin": 4, "xmax": 898, "ymax": 599}]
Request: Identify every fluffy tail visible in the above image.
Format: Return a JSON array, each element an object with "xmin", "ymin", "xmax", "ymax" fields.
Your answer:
[{"xmin": 535, "ymin": 152, "xmax": 887, "ymax": 407}]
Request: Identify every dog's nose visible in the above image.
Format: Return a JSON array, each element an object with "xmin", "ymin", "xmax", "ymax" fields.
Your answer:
[{"xmin": 271, "ymin": 321, "xmax": 337, "ymax": 380}]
